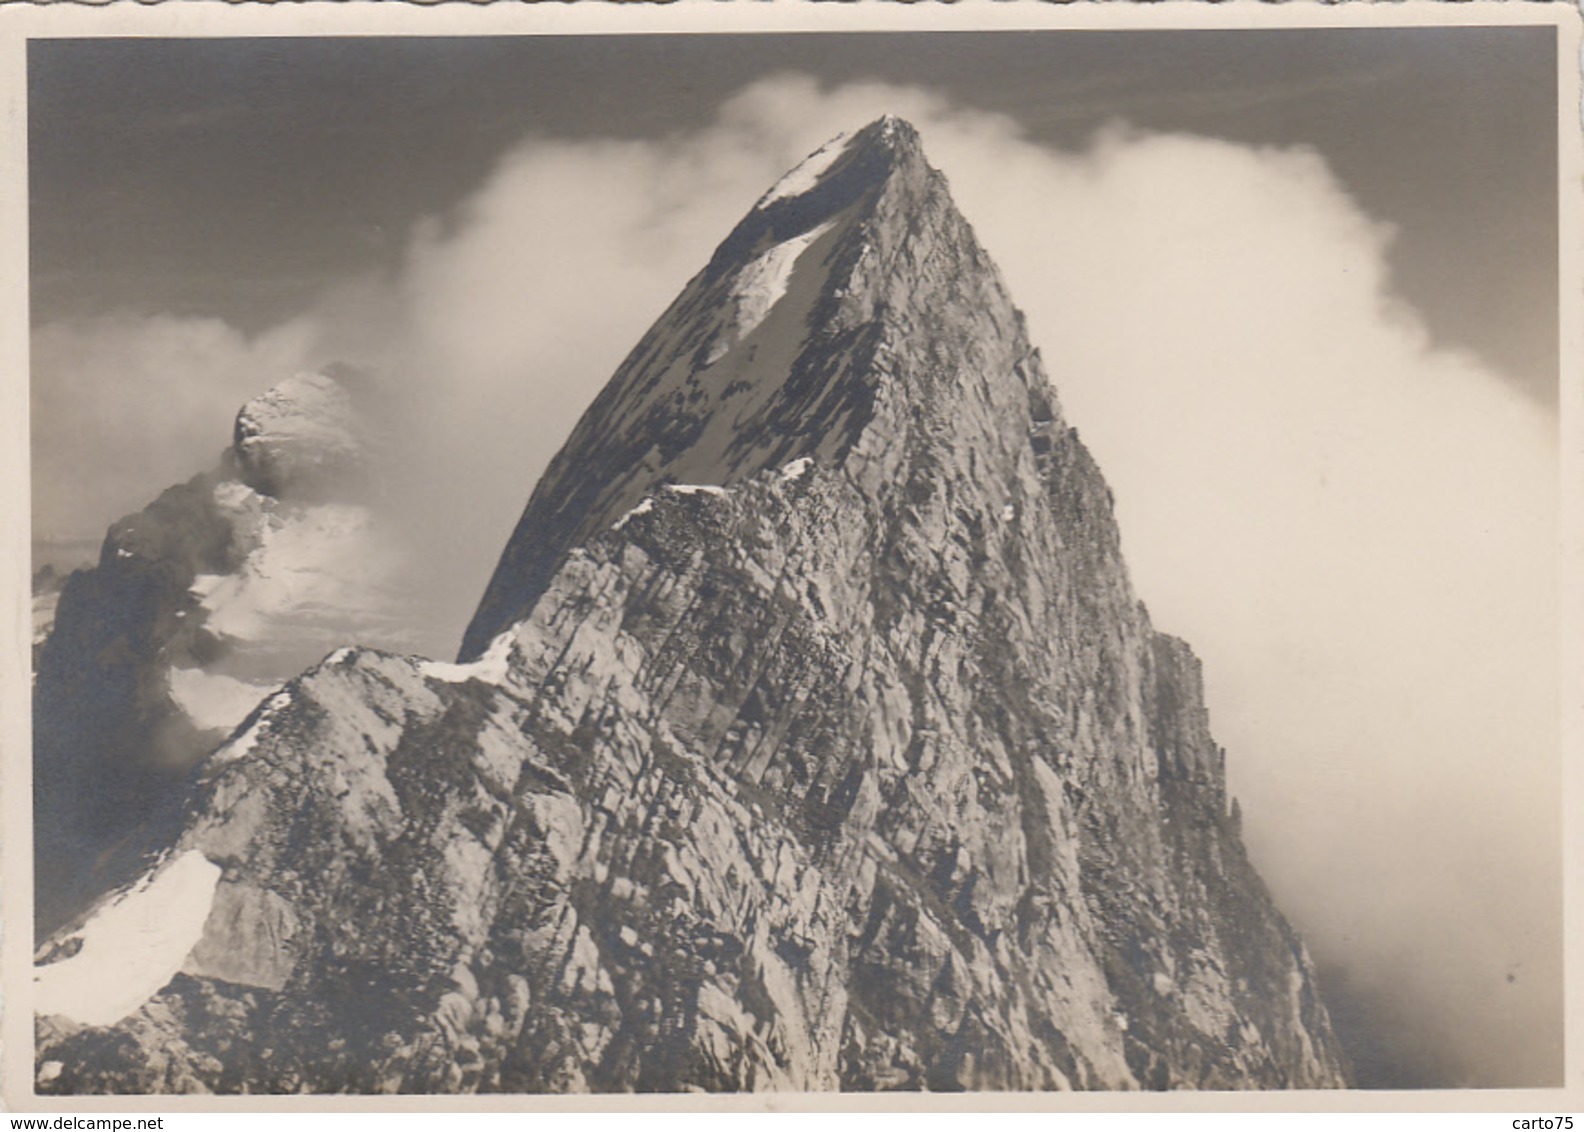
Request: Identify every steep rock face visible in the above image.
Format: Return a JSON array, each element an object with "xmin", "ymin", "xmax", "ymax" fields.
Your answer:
[
  {"xmin": 35, "ymin": 119, "xmax": 1348, "ymax": 1093},
  {"xmin": 33, "ymin": 367, "xmax": 410, "ymax": 936}
]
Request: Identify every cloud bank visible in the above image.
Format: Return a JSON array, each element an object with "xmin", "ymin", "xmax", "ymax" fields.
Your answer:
[
  {"xmin": 31, "ymin": 74, "xmax": 1559, "ymax": 1087},
  {"xmin": 31, "ymin": 314, "xmax": 315, "ymax": 543}
]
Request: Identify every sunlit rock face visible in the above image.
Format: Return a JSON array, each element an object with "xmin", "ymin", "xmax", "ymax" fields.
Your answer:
[{"xmin": 34, "ymin": 118, "xmax": 1349, "ymax": 1094}]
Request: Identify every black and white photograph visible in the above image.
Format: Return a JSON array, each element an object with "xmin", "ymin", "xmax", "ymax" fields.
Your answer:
[{"xmin": 5, "ymin": 1, "xmax": 1577, "ymax": 1107}]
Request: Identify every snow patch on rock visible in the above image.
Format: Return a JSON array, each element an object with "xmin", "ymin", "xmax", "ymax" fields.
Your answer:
[
  {"xmin": 35, "ymin": 850, "xmax": 222, "ymax": 1027},
  {"xmin": 208, "ymin": 690, "xmax": 294, "ymax": 767},
  {"xmin": 32, "ymin": 590, "xmax": 60, "ymax": 650},
  {"xmin": 190, "ymin": 572, "xmax": 226, "ymax": 602},
  {"xmin": 729, "ymin": 220, "xmax": 836, "ymax": 342},
  {"xmin": 756, "ymin": 133, "xmax": 852, "ymax": 209},
  {"xmin": 779, "ymin": 458, "xmax": 813, "ymax": 483},
  {"xmin": 612, "ymin": 498, "xmax": 654, "ymax": 532},
  {"xmin": 664, "ymin": 483, "xmax": 729, "ymax": 498},
  {"xmin": 421, "ymin": 631, "xmax": 515, "ymax": 686}
]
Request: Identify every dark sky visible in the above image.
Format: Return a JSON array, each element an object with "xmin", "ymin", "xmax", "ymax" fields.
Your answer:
[{"xmin": 30, "ymin": 27, "xmax": 1558, "ymax": 401}]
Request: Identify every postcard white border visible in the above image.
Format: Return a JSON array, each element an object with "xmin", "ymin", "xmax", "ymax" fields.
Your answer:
[{"xmin": 1, "ymin": 0, "xmax": 1578, "ymax": 1114}]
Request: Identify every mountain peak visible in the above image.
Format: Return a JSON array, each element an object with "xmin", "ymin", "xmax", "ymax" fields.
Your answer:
[
  {"xmin": 35, "ymin": 114, "xmax": 1349, "ymax": 1094},
  {"xmin": 863, "ymin": 112, "xmax": 921, "ymax": 151},
  {"xmin": 230, "ymin": 366, "xmax": 378, "ymax": 501},
  {"xmin": 748, "ymin": 116, "xmax": 924, "ymax": 213},
  {"xmin": 701, "ymin": 115, "xmax": 931, "ymax": 286},
  {"xmin": 459, "ymin": 119, "xmax": 1010, "ymax": 660}
]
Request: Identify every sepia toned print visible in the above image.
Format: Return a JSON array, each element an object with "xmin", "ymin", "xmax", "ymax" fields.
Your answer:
[{"xmin": 9, "ymin": 4, "xmax": 1576, "ymax": 1105}]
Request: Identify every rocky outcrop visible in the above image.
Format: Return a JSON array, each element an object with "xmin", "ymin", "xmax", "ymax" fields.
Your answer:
[
  {"xmin": 34, "ymin": 118, "xmax": 1349, "ymax": 1093},
  {"xmin": 32, "ymin": 367, "xmax": 409, "ymax": 937},
  {"xmin": 32, "ymin": 565, "xmax": 65, "ymax": 664},
  {"xmin": 232, "ymin": 367, "xmax": 379, "ymax": 501}
]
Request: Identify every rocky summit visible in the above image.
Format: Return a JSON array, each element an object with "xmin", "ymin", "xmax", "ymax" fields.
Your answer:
[{"xmin": 34, "ymin": 118, "xmax": 1349, "ymax": 1094}]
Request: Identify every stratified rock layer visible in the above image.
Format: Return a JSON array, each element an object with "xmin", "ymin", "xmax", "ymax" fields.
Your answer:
[{"xmin": 35, "ymin": 118, "xmax": 1348, "ymax": 1093}]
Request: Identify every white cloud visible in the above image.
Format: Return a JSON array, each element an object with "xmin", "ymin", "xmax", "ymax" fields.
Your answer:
[
  {"xmin": 936, "ymin": 121, "xmax": 1558, "ymax": 1086},
  {"xmin": 31, "ymin": 312, "xmax": 315, "ymax": 542}
]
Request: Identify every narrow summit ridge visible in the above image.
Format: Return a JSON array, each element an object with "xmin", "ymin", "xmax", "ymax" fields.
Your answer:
[
  {"xmin": 709, "ymin": 115, "xmax": 920, "ymax": 278},
  {"xmin": 464, "ymin": 116, "xmax": 1024, "ymax": 660},
  {"xmin": 36, "ymin": 120, "xmax": 1348, "ymax": 1094}
]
